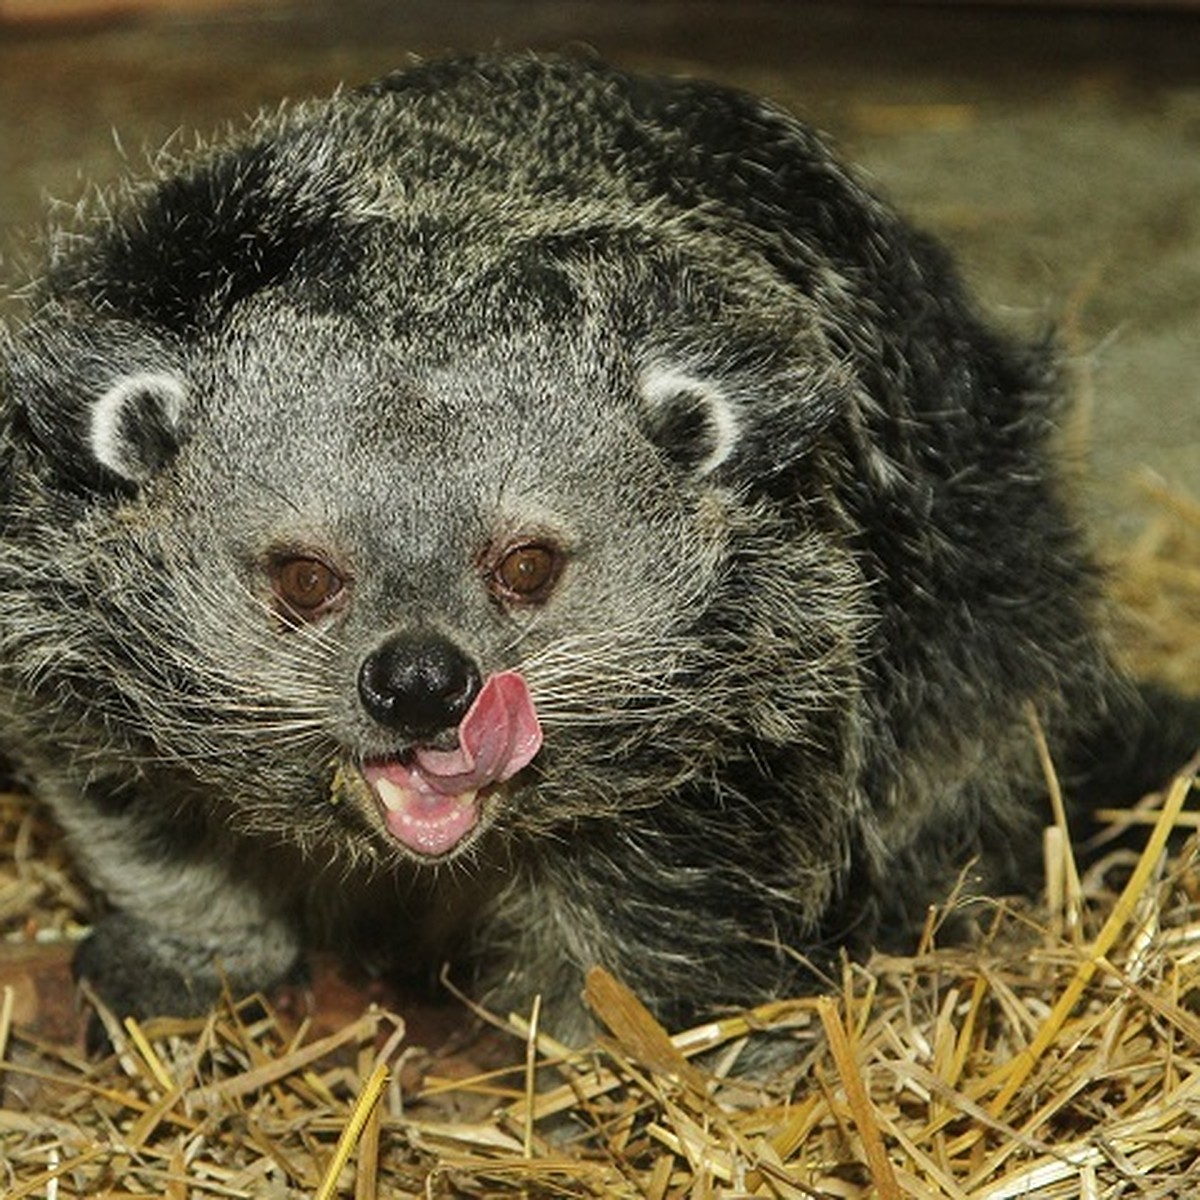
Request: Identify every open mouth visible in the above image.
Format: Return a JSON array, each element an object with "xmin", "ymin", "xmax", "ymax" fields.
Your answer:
[
  {"xmin": 363, "ymin": 757, "xmax": 486, "ymax": 858},
  {"xmin": 360, "ymin": 671, "xmax": 542, "ymax": 859}
]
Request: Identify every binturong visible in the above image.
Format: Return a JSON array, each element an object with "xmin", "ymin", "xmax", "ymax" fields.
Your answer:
[{"xmin": 0, "ymin": 54, "xmax": 1195, "ymax": 1046}]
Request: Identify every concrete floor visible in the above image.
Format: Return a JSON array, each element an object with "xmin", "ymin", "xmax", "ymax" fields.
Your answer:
[{"xmin": 1, "ymin": 0, "xmax": 1197, "ymax": 534}]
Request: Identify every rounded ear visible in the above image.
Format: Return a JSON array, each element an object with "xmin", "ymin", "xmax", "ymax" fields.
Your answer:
[
  {"xmin": 638, "ymin": 364, "xmax": 740, "ymax": 479},
  {"xmin": 90, "ymin": 370, "xmax": 188, "ymax": 484},
  {"xmin": 3, "ymin": 311, "xmax": 190, "ymax": 492},
  {"xmin": 637, "ymin": 352, "xmax": 852, "ymax": 499}
]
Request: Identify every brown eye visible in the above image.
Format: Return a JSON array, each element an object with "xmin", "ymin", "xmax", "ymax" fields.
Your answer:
[
  {"xmin": 270, "ymin": 556, "xmax": 346, "ymax": 622},
  {"xmin": 491, "ymin": 542, "xmax": 561, "ymax": 604}
]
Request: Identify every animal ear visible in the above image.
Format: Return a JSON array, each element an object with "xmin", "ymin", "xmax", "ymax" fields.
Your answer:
[
  {"xmin": 3, "ymin": 311, "xmax": 190, "ymax": 492},
  {"xmin": 637, "ymin": 351, "xmax": 853, "ymax": 498},
  {"xmin": 90, "ymin": 370, "xmax": 188, "ymax": 484},
  {"xmin": 638, "ymin": 364, "xmax": 740, "ymax": 479}
]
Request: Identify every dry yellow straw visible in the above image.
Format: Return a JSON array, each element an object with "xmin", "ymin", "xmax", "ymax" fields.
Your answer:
[
  {"xmin": 123, "ymin": 1016, "xmax": 176, "ymax": 1093},
  {"xmin": 200, "ymin": 1011, "xmax": 381, "ymax": 1103},
  {"xmin": 987, "ymin": 768, "xmax": 1194, "ymax": 1118},
  {"xmin": 1028, "ymin": 704, "xmax": 1084, "ymax": 937},
  {"xmin": 314, "ymin": 1059, "xmax": 390, "ymax": 1200},
  {"xmin": 3, "ymin": 1148, "xmax": 108, "ymax": 1200},
  {"xmin": 0, "ymin": 984, "xmax": 14, "ymax": 1070},
  {"xmin": 817, "ymin": 995, "xmax": 902, "ymax": 1200},
  {"xmin": 583, "ymin": 966, "xmax": 709, "ymax": 1097},
  {"xmin": 522, "ymin": 994, "xmax": 542, "ymax": 1158}
]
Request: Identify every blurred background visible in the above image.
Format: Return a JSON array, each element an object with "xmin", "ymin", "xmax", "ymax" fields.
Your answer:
[{"xmin": 1, "ymin": 0, "xmax": 1197, "ymax": 534}]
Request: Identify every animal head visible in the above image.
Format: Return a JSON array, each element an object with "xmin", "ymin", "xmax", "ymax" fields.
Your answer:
[{"xmin": 0, "ymin": 63, "xmax": 869, "ymax": 865}]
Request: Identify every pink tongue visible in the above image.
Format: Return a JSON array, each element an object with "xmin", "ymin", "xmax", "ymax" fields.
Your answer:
[
  {"xmin": 363, "ymin": 671, "xmax": 542, "ymax": 857},
  {"xmin": 413, "ymin": 670, "xmax": 542, "ymax": 791}
]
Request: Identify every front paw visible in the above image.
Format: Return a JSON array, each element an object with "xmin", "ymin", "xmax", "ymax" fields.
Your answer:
[{"xmin": 73, "ymin": 912, "xmax": 301, "ymax": 1041}]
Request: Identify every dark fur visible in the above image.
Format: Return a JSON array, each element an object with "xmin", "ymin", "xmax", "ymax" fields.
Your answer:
[{"xmin": 0, "ymin": 55, "xmax": 1192, "ymax": 1041}]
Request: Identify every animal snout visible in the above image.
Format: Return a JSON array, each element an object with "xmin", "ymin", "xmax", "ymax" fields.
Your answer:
[{"xmin": 357, "ymin": 632, "xmax": 482, "ymax": 737}]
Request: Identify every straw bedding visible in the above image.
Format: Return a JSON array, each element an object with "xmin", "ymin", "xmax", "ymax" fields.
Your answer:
[{"xmin": 1, "ymin": 483, "xmax": 1197, "ymax": 1199}]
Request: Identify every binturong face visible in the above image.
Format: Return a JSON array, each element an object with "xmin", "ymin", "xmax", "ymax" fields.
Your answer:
[{"xmin": 3, "ymin": 228, "xmax": 864, "ymax": 873}]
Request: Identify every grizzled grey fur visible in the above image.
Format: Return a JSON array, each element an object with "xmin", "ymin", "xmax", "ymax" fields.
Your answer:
[{"xmin": 0, "ymin": 55, "xmax": 1192, "ymax": 1042}]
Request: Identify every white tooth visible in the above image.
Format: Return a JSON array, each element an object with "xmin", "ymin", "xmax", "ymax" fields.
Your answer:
[
  {"xmin": 374, "ymin": 777, "xmax": 410, "ymax": 813},
  {"xmin": 456, "ymin": 790, "xmax": 479, "ymax": 809}
]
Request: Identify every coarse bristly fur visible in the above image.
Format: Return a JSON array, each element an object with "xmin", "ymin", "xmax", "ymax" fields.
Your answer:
[{"xmin": 0, "ymin": 53, "xmax": 1195, "ymax": 1046}]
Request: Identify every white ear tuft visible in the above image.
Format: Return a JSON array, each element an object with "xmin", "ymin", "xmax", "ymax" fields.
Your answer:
[
  {"xmin": 639, "ymin": 364, "xmax": 741, "ymax": 478},
  {"xmin": 90, "ymin": 371, "xmax": 188, "ymax": 483}
]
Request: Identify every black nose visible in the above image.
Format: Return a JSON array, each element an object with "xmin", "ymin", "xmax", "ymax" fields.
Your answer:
[{"xmin": 357, "ymin": 632, "xmax": 482, "ymax": 736}]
